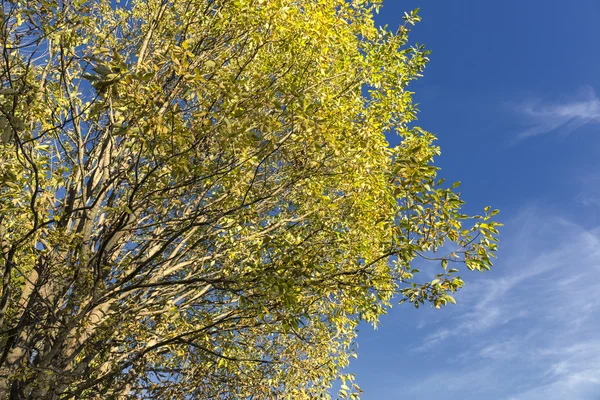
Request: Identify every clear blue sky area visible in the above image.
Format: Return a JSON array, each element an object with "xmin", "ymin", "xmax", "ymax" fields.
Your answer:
[{"xmin": 351, "ymin": 1, "xmax": 600, "ymax": 399}]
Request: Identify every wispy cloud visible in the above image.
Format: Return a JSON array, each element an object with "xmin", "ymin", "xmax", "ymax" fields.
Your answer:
[
  {"xmin": 391, "ymin": 209, "xmax": 600, "ymax": 399},
  {"xmin": 576, "ymin": 173, "xmax": 600, "ymax": 210},
  {"xmin": 516, "ymin": 86, "xmax": 600, "ymax": 140}
]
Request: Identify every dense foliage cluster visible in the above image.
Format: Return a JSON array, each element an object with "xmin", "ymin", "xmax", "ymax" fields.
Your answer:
[{"xmin": 0, "ymin": 0, "xmax": 499, "ymax": 398}]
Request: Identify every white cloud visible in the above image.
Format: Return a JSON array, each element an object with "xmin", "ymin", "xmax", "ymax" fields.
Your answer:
[
  {"xmin": 394, "ymin": 209, "xmax": 600, "ymax": 399},
  {"xmin": 576, "ymin": 173, "xmax": 600, "ymax": 210},
  {"xmin": 516, "ymin": 86, "xmax": 600, "ymax": 139},
  {"xmin": 508, "ymin": 343, "xmax": 600, "ymax": 400}
]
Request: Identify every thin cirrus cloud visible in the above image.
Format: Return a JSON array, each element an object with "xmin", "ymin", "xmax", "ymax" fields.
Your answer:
[
  {"xmin": 395, "ymin": 208, "xmax": 600, "ymax": 400},
  {"xmin": 576, "ymin": 173, "xmax": 600, "ymax": 210},
  {"xmin": 516, "ymin": 86, "xmax": 600, "ymax": 140}
]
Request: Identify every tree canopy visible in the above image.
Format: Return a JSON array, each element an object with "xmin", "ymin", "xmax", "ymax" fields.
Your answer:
[{"xmin": 0, "ymin": 0, "xmax": 500, "ymax": 398}]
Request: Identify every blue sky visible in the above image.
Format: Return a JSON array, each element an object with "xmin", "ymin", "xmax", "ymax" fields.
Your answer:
[{"xmin": 350, "ymin": 1, "xmax": 600, "ymax": 399}]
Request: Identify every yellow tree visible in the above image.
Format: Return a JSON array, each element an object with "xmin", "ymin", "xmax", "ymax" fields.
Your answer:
[{"xmin": 0, "ymin": 0, "xmax": 499, "ymax": 398}]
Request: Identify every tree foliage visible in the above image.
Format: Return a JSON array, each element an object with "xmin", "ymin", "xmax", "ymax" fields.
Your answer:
[{"xmin": 0, "ymin": 0, "xmax": 500, "ymax": 398}]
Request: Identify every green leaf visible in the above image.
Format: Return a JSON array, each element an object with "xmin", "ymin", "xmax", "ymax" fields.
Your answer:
[
  {"xmin": 93, "ymin": 64, "xmax": 112, "ymax": 76},
  {"xmin": 1, "ymin": 126, "xmax": 12, "ymax": 143},
  {"xmin": 0, "ymin": 88, "xmax": 18, "ymax": 95}
]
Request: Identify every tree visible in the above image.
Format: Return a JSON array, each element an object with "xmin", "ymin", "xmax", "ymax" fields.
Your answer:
[{"xmin": 0, "ymin": 0, "xmax": 500, "ymax": 398}]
